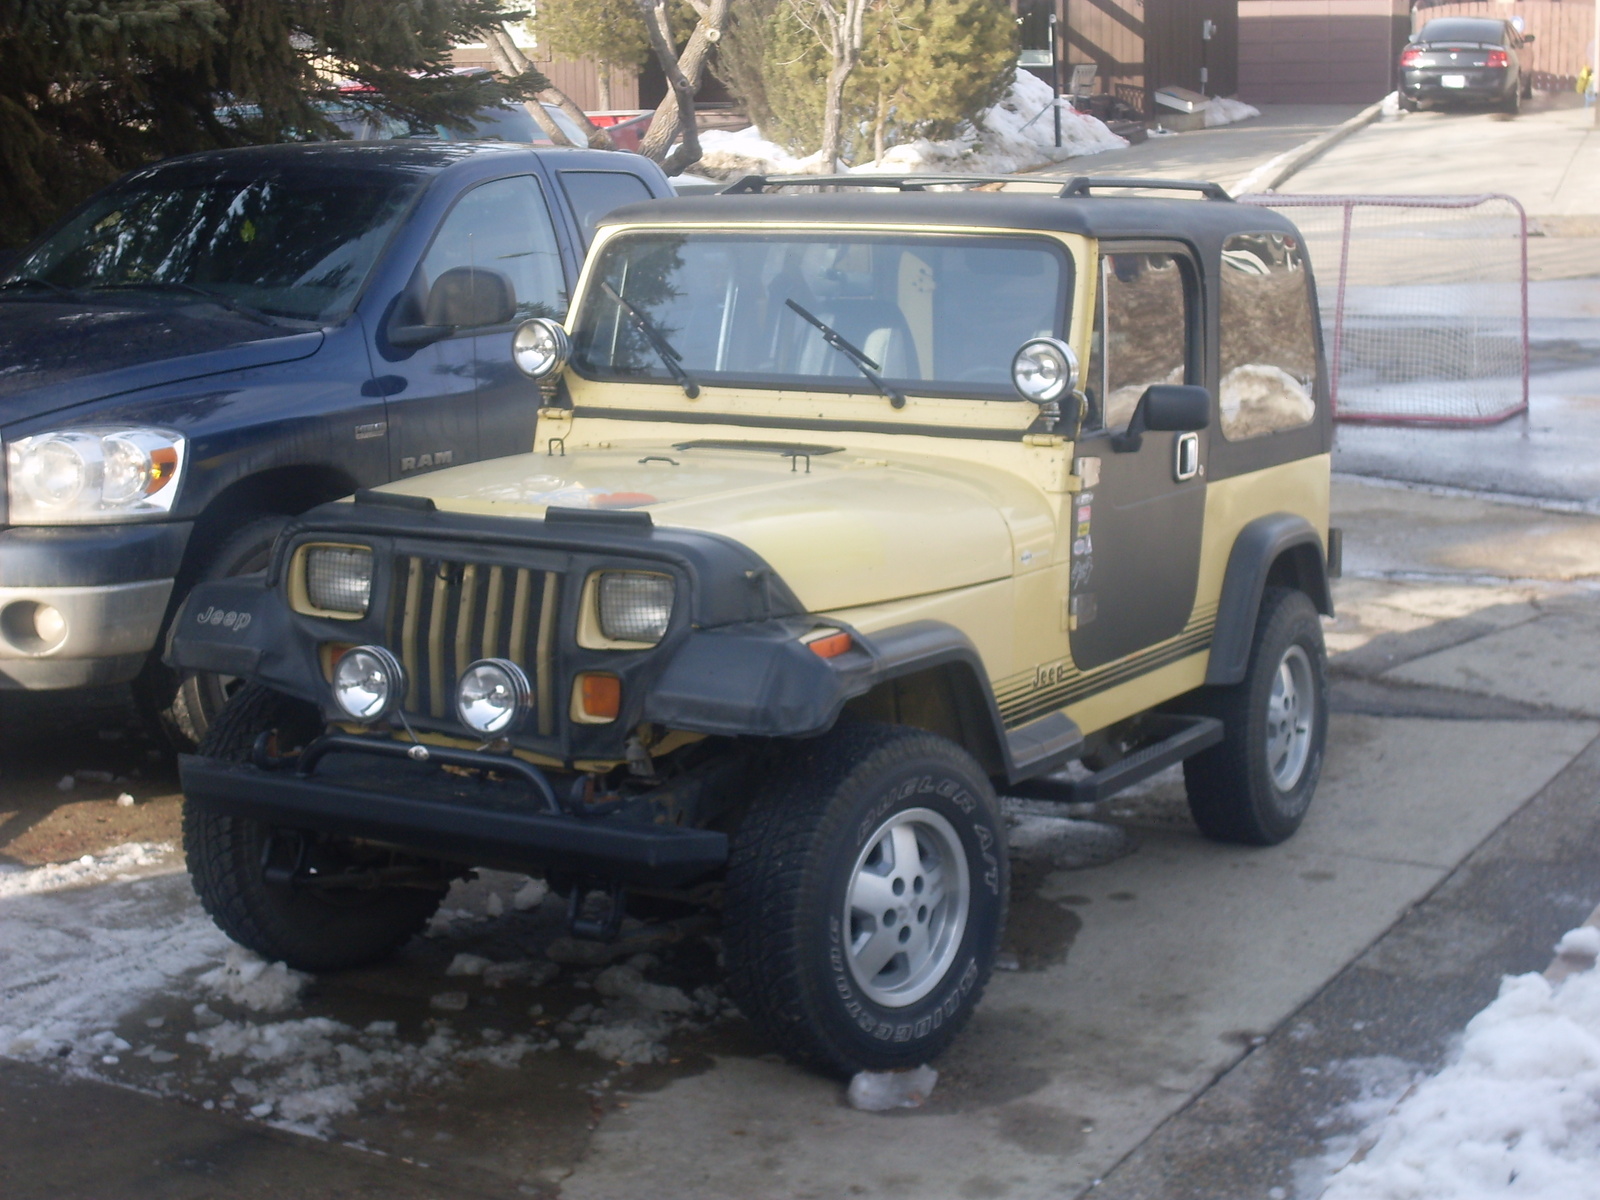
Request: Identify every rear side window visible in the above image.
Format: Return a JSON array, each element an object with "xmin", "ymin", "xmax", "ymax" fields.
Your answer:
[
  {"xmin": 558, "ymin": 171, "xmax": 656, "ymax": 243},
  {"xmin": 1218, "ymin": 232, "xmax": 1318, "ymax": 440}
]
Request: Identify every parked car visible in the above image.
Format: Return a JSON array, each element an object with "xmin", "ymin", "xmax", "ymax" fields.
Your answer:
[
  {"xmin": 1400, "ymin": 17, "xmax": 1534, "ymax": 113},
  {"xmin": 0, "ymin": 140, "xmax": 671, "ymax": 742},
  {"xmin": 172, "ymin": 174, "xmax": 1338, "ymax": 1076}
]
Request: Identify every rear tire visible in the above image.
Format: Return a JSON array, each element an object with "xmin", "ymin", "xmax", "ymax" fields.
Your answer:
[
  {"xmin": 1398, "ymin": 93, "xmax": 1418, "ymax": 112},
  {"xmin": 1183, "ymin": 588, "xmax": 1328, "ymax": 846},
  {"xmin": 184, "ymin": 683, "xmax": 445, "ymax": 972},
  {"xmin": 723, "ymin": 723, "xmax": 1008, "ymax": 1077}
]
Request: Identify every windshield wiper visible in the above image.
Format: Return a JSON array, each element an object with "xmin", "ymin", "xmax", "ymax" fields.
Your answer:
[
  {"xmin": 784, "ymin": 299, "xmax": 905, "ymax": 409},
  {"xmin": 88, "ymin": 281, "xmax": 283, "ymax": 328},
  {"xmin": 600, "ymin": 280, "xmax": 699, "ymax": 399},
  {"xmin": 0, "ymin": 277, "xmax": 77, "ymax": 300}
]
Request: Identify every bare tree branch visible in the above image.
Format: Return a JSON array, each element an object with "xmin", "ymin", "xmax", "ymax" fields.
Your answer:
[
  {"xmin": 483, "ymin": 22, "xmax": 618, "ymax": 150},
  {"xmin": 635, "ymin": 0, "xmax": 730, "ymax": 172}
]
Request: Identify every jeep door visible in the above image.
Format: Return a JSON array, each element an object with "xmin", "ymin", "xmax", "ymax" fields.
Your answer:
[{"xmin": 1069, "ymin": 244, "xmax": 1207, "ymax": 672}]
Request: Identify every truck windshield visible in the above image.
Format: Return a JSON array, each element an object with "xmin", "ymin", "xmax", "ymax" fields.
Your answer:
[
  {"xmin": 8, "ymin": 164, "xmax": 422, "ymax": 323},
  {"xmin": 572, "ymin": 231, "xmax": 1071, "ymax": 400}
]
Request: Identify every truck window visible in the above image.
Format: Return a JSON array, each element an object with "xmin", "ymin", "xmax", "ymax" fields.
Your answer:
[
  {"xmin": 420, "ymin": 175, "xmax": 566, "ymax": 323},
  {"xmin": 558, "ymin": 171, "xmax": 657, "ymax": 243},
  {"xmin": 1218, "ymin": 232, "xmax": 1318, "ymax": 439},
  {"xmin": 1087, "ymin": 252, "xmax": 1191, "ymax": 433}
]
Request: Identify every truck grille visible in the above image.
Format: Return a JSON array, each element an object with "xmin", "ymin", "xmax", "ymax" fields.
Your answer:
[{"xmin": 387, "ymin": 557, "xmax": 559, "ymax": 734}]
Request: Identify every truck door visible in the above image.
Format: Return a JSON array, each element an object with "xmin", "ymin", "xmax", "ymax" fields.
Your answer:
[{"xmin": 1068, "ymin": 245, "xmax": 1206, "ymax": 672}]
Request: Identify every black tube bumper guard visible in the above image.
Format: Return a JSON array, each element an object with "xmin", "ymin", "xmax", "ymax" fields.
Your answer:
[{"xmin": 178, "ymin": 734, "xmax": 728, "ymax": 887}]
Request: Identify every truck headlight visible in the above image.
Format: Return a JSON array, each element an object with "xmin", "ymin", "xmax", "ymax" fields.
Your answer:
[
  {"xmin": 456, "ymin": 658, "xmax": 532, "ymax": 735},
  {"xmin": 597, "ymin": 572, "xmax": 675, "ymax": 643},
  {"xmin": 332, "ymin": 645, "xmax": 405, "ymax": 722},
  {"xmin": 5, "ymin": 427, "xmax": 185, "ymax": 523},
  {"xmin": 300, "ymin": 545, "xmax": 373, "ymax": 617}
]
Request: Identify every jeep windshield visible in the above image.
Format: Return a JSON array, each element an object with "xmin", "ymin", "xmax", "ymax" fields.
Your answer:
[
  {"xmin": 571, "ymin": 231, "xmax": 1072, "ymax": 399},
  {"xmin": 7, "ymin": 162, "xmax": 422, "ymax": 323}
]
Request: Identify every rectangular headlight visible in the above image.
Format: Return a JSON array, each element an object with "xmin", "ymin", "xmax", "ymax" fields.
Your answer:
[
  {"xmin": 597, "ymin": 572, "xmax": 675, "ymax": 643},
  {"xmin": 303, "ymin": 545, "xmax": 373, "ymax": 616}
]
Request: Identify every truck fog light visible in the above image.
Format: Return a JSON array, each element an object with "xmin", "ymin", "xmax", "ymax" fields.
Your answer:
[
  {"xmin": 456, "ymin": 658, "xmax": 532, "ymax": 735},
  {"xmin": 331, "ymin": 645, "xmax": 405, "ymax": 722},
  {"xmin": 33, "ymin": 604, "xmax": 66, "ymax": 645},
  {"xmin": 597, "ymin": 572, "xmax": 675, "ymax": 643},
  {"xmin": 1011, "ymin": 337, "xmax": 1077, "ymax": 403}
]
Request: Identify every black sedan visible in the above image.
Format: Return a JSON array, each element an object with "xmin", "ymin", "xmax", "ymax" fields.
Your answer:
[{"xmin": 1399, "ymin": 17, "xmax": 1534, "ymax": 113}]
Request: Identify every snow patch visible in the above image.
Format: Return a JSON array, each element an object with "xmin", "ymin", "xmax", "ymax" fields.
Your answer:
[
  {"xmin": 1203, "ymin": 97, "xmax": 1260, "ymax": 128},
  {"xmin": 1320, "ymin": 924, "xmax": 1600, "ymax": 1199},
  {"xmin": 196, "ymin": 947, "xmax": 310, "ymax": 1014},
  {"xmin": 0, "ymin": 842, "xmax": 174, "ymax": 898},
  {"xmin": 697, "ymin": 69, "xmax": 1125, "ymax": 179},
  {"xmin": 848, "ymin": 1065, "xmax": 939, "ymax": 1111}
]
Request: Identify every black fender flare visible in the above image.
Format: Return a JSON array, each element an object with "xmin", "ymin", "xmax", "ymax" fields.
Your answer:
[{"xmin": 1205, "ymin": 513, "xmax": 1333, "ymax": 687}]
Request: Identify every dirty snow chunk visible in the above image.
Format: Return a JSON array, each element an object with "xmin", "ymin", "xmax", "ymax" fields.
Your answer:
[
  {"xmin": 482, "ymin": 959, "xmax": 559, "ymax": 990},
  {"xmin": 430, "ymin": 991, "xmax": 470, "ymax": 1012},
  {"xmin": 196, "ymin": 947, "xmax": 310, "ymax": 1014},
  {"xmin": 593, "ymin": 965, "xmax": 694, "ymax": 1014},
  {"xmin": 1321, "ymin": 929, "xmax": 1600, "ymax": 1200},
  {"xmin": 56, "ymin": 775, "xmax": 75, "ymax": 791},
  {"xmin": 512, "ymin": 878, "xmax": 549, "ymax": 911},
  {"xmin": 0, "ymin": 842, "xmax": 174, "ymax": 898},
  {"xmin": 446, "ymin": 953, "xmax": 492, "ymax": 977},
  {"xmin": 1203, "ymin": 97, "xmax": 1260, "ymax": 128},
  {"xmin": 192, "ymin": 1003, "xmax": 225, "ymax": 1028},
  {"xmin": 116, "ymin": 792, "xmax": 135, "ymax": 808},
  {"xmin": 574, "ymin": 1016, "xmax": 671, "ymax": 1065},
  {"xmin": 1555, "ymin": 925, "xmax": 1600, "ymax": 960},
  {"xmin": 848, "ymin": 1065, "xmax": 939, "ymax": 1111},
  {"xmin": 485, "ymin": 892, "xmax": 504, "ymax": 918}
]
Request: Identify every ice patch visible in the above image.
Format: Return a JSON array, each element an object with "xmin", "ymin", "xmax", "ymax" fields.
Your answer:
[
  {"xmin": 445, "ymin": 953, "xmax": 492, "ymax": 977},
  {"xmin": 848, "ymin": 1065, "xmax": 939, "ymax": 1111},
  {"xmin": 574, "ymin": 1014, "xmax": 673, "ymax": 1065},
  {"xmin": 593, "ymin": 965, "xmax": 694, "ymax": 1014},
  {"xmin": 196, "ymin": 947, "xmax": 310, "ymax": 1014},
  {"xmin": 0, "ymin": 842, "xmax": 174, "ymax": 898}
]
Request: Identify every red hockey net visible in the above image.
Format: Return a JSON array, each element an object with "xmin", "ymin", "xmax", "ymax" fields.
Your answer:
[{"xmin": 1236, "ymin": 193, "xmax": 1529, "ymax": 425}]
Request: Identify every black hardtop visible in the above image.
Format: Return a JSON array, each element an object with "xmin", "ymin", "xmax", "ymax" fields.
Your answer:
[
  {"xmin": 598, "ymin": 185, "xmax": 1304, "ymax": 258},
  {"xmin": 120, "ymin": 139, "xmax": 626, "ymax": 186}
]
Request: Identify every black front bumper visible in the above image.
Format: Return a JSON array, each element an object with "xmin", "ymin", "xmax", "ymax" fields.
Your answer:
[{"xmin": 179, "ymin": 749, "xmax": 728, "ymax": 887}]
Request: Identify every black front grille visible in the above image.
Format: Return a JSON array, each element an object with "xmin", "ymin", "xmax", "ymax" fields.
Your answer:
[{"xmin": 387, "ymin": 557, "xmax": 559, "ymax": 733}]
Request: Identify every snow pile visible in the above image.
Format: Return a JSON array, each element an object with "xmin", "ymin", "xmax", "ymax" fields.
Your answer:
[
  {"xmin": 196, "ymin": 947, "xmax": 311, "ymax": 1014},
  {"xmin": 697, "ymin": 69, "xmax": 1125, "ymax": 179},
  {"xmin": 1321, "ymin": 923, "xmax": 1600, "ymax": 1200},
  {"xmin": 848, "ymin": 1064, "xmax": 939, "ymax": 1111},
  {"xmin": 0, "ymin": 842, "xmax": 173, "ymax": 898},
  {"xmin": 1203, "ymin": 96, "xmax": 1260, "ymax": 128}
]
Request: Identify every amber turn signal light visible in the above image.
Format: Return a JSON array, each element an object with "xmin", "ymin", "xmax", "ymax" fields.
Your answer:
[
  {"xmin": 807, "ymin": 631, "xmax": 853, "ymax": 659},
  {"xmin": 574, "ymin": 672, "xmax": 622, "ymax": 722}
]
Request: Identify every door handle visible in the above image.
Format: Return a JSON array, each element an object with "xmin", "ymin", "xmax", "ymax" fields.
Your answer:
[{"xmin": 1174, "ymin": 432, "xmax": 1201, "ymax": 481}]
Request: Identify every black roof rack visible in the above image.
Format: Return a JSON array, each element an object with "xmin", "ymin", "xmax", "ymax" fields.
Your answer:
[{"xmin": 719, "ymin": 173, "xmax": 1232, "ymax": 201}]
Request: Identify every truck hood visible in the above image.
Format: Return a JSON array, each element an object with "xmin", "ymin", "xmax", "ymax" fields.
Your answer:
[
  {"xmin": 0, "ymin": 298, "xmax": 323, "ymax": 426},
  {"xmin": 377, "ymin": 441, "xmax": 1055, "ymax": 613}
]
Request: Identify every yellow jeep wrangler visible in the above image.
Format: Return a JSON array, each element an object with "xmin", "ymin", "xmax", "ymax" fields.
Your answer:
[{"xmin": 172, "ymin": 175, "xmax": 1337, "ymax": 1076}]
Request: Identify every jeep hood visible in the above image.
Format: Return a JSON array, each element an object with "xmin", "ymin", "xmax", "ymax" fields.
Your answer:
[
  {"xmin": 377, "ymin": 442, "xmax": 1052, "ymax": 612},
  {"xmin": 0, "ymin": 299, "xmax": 322, "ymax": 426}
]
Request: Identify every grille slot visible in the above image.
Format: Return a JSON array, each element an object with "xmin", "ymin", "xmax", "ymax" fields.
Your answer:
[{"xmin": 390, "ymin": 557, "xmax": 558, "ymax": 734}]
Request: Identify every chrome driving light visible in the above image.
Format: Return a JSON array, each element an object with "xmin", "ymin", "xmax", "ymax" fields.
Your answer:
[
  {"xmin": 331, "ymin": 645, "xmax": 405, "ymax": 723},
  {"xmin": 303, "ymin": 545, "xmax": 373, "ymax": 616},
  {"xmin": 512, "ymin": 317, "xmax": 571, "ymax": 380},
  {"xmin": 597, "ymin": 572, "xmax": 675, "ymax": 643},
  {"xmin": 456, "ymin": 658, "xmax": 532, "ymax": 735},
  {"xmin": 1011, "ymin": 337, "xmax": 1078, "ymax": 404}
]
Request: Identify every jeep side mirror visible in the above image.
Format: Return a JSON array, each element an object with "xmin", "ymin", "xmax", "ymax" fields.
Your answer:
[{"xmin": 1110, "ymin": 384, "xmax": 1211, "ymax": 452}]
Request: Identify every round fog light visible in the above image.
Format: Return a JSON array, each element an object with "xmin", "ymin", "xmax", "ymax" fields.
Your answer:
[
  {"xmin": 512, "ymin": 318, "xmax": 571, "ymax": 380},
  {"xmin": 332, "ymin": 645, "xmax": 405, "ymax": 723},
  {"xmin": 456, "ymin": 658, "xmax": 532, "ymax": 735},
  {"xmin": 1011, "ymin": 337, "xmax": 1078, "ymax": 403},
  {"xmin": 33, "ymin": 604, "xmax": 66, "ymax": 645}
]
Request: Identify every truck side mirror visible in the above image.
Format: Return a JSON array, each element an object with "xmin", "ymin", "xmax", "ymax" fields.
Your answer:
[
  {"xmin": 388, "ymin": 266, "xmax": 517, "ymax": 348},
  {"xmin": 1110, "ymin": 384, "xmax": 1211, "ymax": 452}
]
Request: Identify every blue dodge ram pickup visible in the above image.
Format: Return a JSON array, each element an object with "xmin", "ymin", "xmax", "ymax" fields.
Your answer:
[{"xmin": 0, "ymin": 140, "xmax": 670, "ymax": 740}]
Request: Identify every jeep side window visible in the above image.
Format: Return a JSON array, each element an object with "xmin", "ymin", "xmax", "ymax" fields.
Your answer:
[
  {"xmin": 1218, "ymin": 232, "xmax": 1318, "ymax": 439},
  {"xmin": 1086, "ymin": 252, "xmax": 1190, "ymax": 434},
  {"xmin": 420, "ymin": 175, "xmax": 567, "ymax": 325}
]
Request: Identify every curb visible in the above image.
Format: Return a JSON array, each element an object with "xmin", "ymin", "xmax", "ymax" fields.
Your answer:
[{"xmin": 1231, "ymin": 96, "xmax": 1388, "ymax": 195}]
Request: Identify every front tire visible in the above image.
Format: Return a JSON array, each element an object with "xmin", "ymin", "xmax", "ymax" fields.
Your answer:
[
  {"xmin": 724, "ymin": 724, "xmax": 1008, "ymax": 1077},
  {"xmin": 184, "ymin": 683, "xmax": 445, "ymax": 972},
  {"xmin": 1183, "ymin": 588, "xmax": 1328, "ymax": 846}
]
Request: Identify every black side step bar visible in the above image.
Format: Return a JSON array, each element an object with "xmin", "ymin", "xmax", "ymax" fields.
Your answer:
[{"xmin": 1008, "ymin": 715, "xmax": 1224, "ymax": 807}]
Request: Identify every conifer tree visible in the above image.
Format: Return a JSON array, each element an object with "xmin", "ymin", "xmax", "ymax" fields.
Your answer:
[{"xmin": 0, "ymin": 0, "xmax": 535, "ymax": 250}]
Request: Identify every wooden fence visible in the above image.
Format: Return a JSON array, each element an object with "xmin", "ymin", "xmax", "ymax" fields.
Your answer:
[{"xmin": 1414, "ymin": 0, "xmax": 1593, "ymax": 90}]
